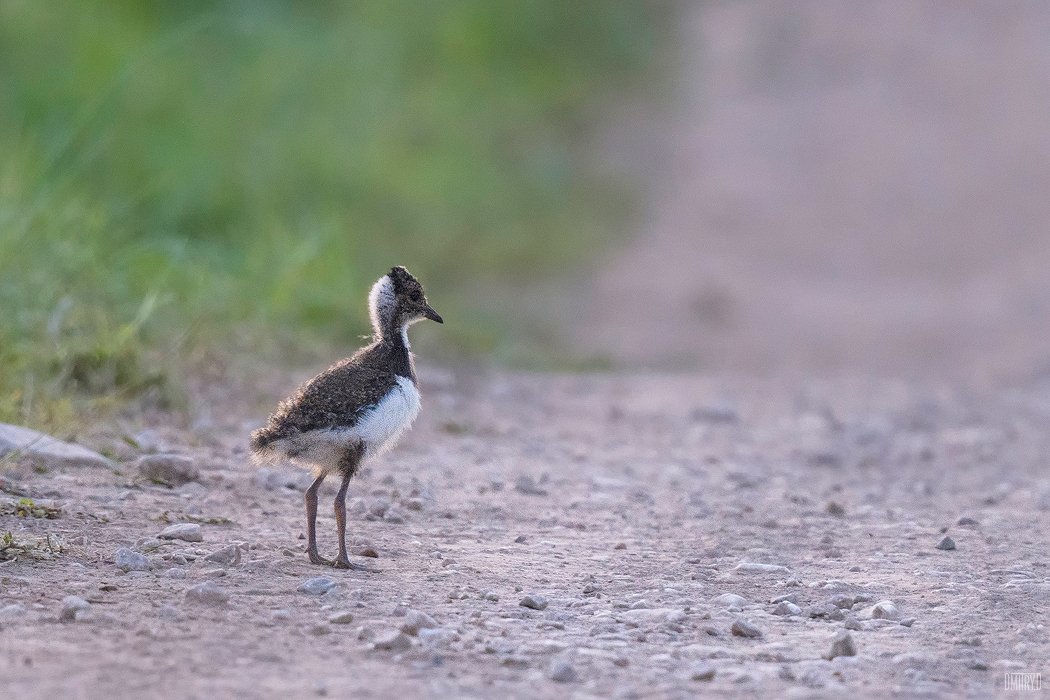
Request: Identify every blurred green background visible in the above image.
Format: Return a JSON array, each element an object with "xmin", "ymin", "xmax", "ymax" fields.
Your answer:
[{"xmin": 0, "ymin": 1, "xmax": 664, "ymax": 429}]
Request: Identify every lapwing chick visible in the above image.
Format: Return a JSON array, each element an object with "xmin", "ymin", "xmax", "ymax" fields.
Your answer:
[{"xmin": 250, "ymin": 266, "xmax": 443, "ymax": 569}]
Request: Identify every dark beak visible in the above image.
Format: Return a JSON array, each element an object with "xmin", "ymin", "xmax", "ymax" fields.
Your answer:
[{"xmin": 423, "ymin": 305, "xmax": 443, "ymax": 324}]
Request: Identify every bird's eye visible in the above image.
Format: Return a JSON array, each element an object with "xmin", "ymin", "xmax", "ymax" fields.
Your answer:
[{"xmin": 409, "ymin": 290, "xmax": 422, "ymax": 302}]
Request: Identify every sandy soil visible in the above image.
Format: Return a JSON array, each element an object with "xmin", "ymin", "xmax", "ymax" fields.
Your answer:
[
  {"xmin": 2, "ymin": 367, "xmax": 1049, "ymax": 699},
  {"xmin": 4, "ymin": 3, "xmax": 1050, "ymax": 699}
]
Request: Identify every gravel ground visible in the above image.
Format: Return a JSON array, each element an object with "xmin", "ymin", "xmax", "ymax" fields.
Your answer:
[{"xmin": 2, "ymin": 368, "xmax": 1049, "ymax": 698}]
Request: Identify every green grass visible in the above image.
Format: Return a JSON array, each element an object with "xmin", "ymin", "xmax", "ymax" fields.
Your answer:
[{"xmin": 0, "ymin": 1, "xmax": 664, "ymax": 431}]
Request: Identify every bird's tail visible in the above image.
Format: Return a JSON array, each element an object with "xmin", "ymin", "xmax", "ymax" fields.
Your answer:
[{"xmin": 248, "ymin": 426, "xmax": 283, "ymax": 465}]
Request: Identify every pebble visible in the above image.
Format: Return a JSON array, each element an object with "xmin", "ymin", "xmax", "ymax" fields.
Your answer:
[
  {"xmin": 115, "ymin": 547, "xmax": 151, "ymax": 572},
  {"xmin": 158, "ymin": 523, "xmax": 203, "ymax": 543},
  {"xmin": 328, "ymin": 611, "xmax": 355, "ymax": 625},
  {"xmin": 825, "ymin": 630, "xmax": 857, "ymax": 659},
  {"xmin": 806, "ymin": 603, "xmax": 845, "ymax": 621},
  {"xmin": 419, "ymin": 628, "xmax": 456, "ymax": 649},
  {"xmin": 483, "ymin": 591, "xmax": 500, "ymax": 601},
  {"xmin": 383, "ymin": 506, "xmax": 407, "ymax": 524},
  {"xmin": 826, "ymin": 501, "xmax": 846, "ymax": 516},
  {"xmin": 549, "ymin": 659, "xmax": 578, "ymax": 683},
  {"xmin": 734, "ymin": 562, "xmax": 790, "ymax": 574},
  {"xmin": 158, "ymin": 604, "xmax": 184, "ymax": 621},
  {"xmin": 162, "ymin": 567, "xmax": 188, "ymax": 579},
  {"xmin": 203, "ymin": 545, "xmax": 242, "ymax": 566},
  {"xmin": 713, "ymin": 593, "xmax": 748, "ymax": 609},
  {"xmin": 400, "ymin": 609, "xmax": 438, "ymax": 635},
  {"xmin": 690, "ymin": 664, "xmax": 716, "ymax": 681},
  {"xmin": 59, "ymin": 595, "xmax": 91, "ymax": 622},
  {"xmin": 828, "ymin": 593, "xmax": 854, "ymax": 609},
  {"xmin": 298, "ymin": 577, "xmax": 338, "ymax": 595},
  {"xmin": 957, "ymin": 517, "xmax": 979, "ymax": 527},
  {"xmin": 0, "ymin": 422, "xmax": 112, "ymax": 470},
  {"xmin": 373, "ymin": 631, "xmax": 413, "ymax": 652},
  {"xmin": 519, "ymin": 594, "xmax": 549, "ymax": 611},
  {"xmin": 514, "ymin": 475, "xmax": 548, "ymax": 496},
  {"xmin": 730, "ymin": 617, "xmax": 763, "ymax": 638},
  {"xmin": 136, "ymin": 453, "xmax": 199, "ymax": 486},
  {"xmin": 772, "ymin": 601, "xmax": 803, "ymax": 616},
  {"xmin": 870, "ymin": 601, "xmax": 900, "ymax": 620},
  {"xmin": 184, "ymin": 581, "xmax": 229, "ymax": 606},
  {"xmin": 936, "ymin": 536, "xmax": 956, "ymax": 551}
]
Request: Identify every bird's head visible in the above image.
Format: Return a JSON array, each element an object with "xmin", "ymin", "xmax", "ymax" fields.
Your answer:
[{"xmin": 368, "ymin": 266, "xmax": 443, "ymax": 339}]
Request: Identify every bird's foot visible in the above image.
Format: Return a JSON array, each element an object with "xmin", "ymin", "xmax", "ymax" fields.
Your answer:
[
  {"xmin": 307, "ymin": 550, "xmax": 332, "ymax": 566},
  {"xmin": 332, "ymin": 555, "xmax": 379, "ymax": 573}
]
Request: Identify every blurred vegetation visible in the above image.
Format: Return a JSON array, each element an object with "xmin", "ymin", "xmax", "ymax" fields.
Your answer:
[{"xmin": 0, "ymin": 1, "xmax": 664, "ymax": 431}]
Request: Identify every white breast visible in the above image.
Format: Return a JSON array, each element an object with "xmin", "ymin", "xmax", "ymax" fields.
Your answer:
[{"xmin": 354, "ymin": 376, "xmax": 421, "ymax": 457}]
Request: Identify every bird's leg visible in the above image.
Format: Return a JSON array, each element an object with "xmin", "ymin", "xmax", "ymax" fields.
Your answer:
[
  {"xmin": 305, "ymin": 473, "xmax": 330, "ymax": 566},
  {"xmin": 332, "ymin": 447, "xmax": 375, "ymax": 571},
  {"xmin": 332, "ymin": 470, "xmax": 353, "ymax": 568}
]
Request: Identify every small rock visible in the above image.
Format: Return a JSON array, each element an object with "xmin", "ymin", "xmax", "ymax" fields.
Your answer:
[
  {"xmin": 519, "ymin": 594, "xmax": 548, "ymax": 611},
  {"xmin": 513, "ymin": 535, "xmax": 527, "ymax": 544},
  {"xmin": 400, "ymin": 609, "xmax": 438, "ymax": 635},
  {"xmin": 203, "ymin": 545, "xmax": 241, "ymax": 566},
  {"xmin": 158, "ymin": 604, "xmax": 184, "ymax": 621},
  {"xmin": 734, "ymin": 562, "xmax": 790, "ymax": 574},
  {"xmin": 383, "ymin": 506, "xmax": 407, "ymax": 524},
  {"xmin": 0, "ymin": 422, "xmax": 113, "ymax": 470},
  {"xmin": 373, "ymin": 631, "xmax": 413, "ymax": 652},
  {"xmin": 713, "ymin": 593, "xmax": 748, "ymax": 609},
  {"xmin": 613, "ymin": 542, "xmax": 627, "ymax": 550},
  {"xmin": 483, "ymin": 591, "xmax": 500, "ymax": 601},
  {"xmin": 136, "ymin": 453, "xmax": 199, "ymax": 486},
  {"xmin": 936, "ymin": 536, "xmax": 956, "ymax": 551},
  {"xmin": 871, "ymin": 601, "xmax": 900, "ymax": 620},
  {"xmin": 772, "ymin": 601, "xmax": 802, "ymax": 616},
  {"xmin": 0, "ymin": 603, "xmax": 27, "ymax": 620},
  {"xmin": 957, "ymin": 517, "xmax": 979, "ymax": 527},
  {"xmin": 825, "ymin": 630, "xmax": 857, "ymax": 659},
  {"xmin": 272, "ymin": 609, "xmax": 292, "ymax": 622},
  {"xmin": 806, "ymin": 603, "xmax": 845, "ymax": 621},
  {"xmin": 354, "ymin": 546, "xmax": 379, "ymax": 558},
  {"xmin": 185, "ymin": 581, "xmax": 229, "ymax": 606},
  {"xmin": 59, "ymin": 595, "xmax": 91, "ymax": 622},
  {"xmin": 514, "ymin": 475, "xmax": 548, "ymax": 496},
  {"xmin": 690, "ymin": 404, "xmax": 738, "ymax": 423},
  {"xmin": 549, "ymin": 659, "xmax": 578, "ymax": 683},
  {"xmin": 731, "ymin": 617, "xmax": 762, "ymax": 638},
  {"xmin": 828, "ymin": 593, "xmax": 854, "ymax": 609},
  {"xmin": 158, "ymin": 523, "xmax": 203, "ymax": 543},
  {"xmin": 844, "ymin": 615, "xmax": 863, "ymax": 631},
  {"xmin": 298, "ymin": 577, "xmax": 337, "ymax": 595},
  {"xmin": 690, "ymin": 664, "xmax": 716, "ymax": 681},
  {"xmin": 328, "ymin": 611, "xmax": 355, "ymax": 625},
  {"xmin": 115, "ymin": 547, "xmax": 150, "ymax": 572},
  {"xmin": 825, "ymin": 501, "xmax": 846, "ymax": 516}
]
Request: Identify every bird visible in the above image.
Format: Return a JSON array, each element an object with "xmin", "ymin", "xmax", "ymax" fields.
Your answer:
[{"xmin": 249, "ymin": 266, "xmax": 443, "ymax": 570}]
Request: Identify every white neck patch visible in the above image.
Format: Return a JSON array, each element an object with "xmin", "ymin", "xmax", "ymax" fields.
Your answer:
[{"xmin": 368, "ymin": 275, "xmax": 396, "ymax": 334}]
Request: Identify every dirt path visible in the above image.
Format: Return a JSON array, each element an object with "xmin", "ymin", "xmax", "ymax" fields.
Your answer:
[
  {"xmin": 2, "ymin": 368, "xmax": 1049, "ymax": 698},
  {"xmin": 582, "ymin": 1, "xmax": 1050, "ymax": 379}
]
